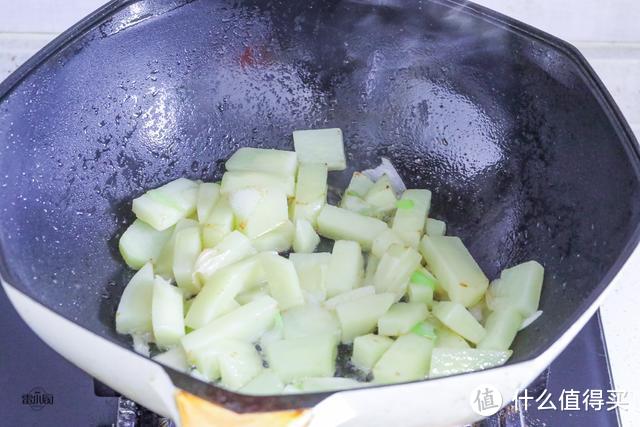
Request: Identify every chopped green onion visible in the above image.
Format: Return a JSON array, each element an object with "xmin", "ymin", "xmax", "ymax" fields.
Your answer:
[
  {"xmin": 274, "ymin": 313, "xmax": 283, "ymax": 329},
  {"xmin": 411, "ymin": 321, "xmax": 437, "ymax": 340},
  {"xmin": 410, "ymin": 270, "xmax": 437, "ymax": 290},
  {"xmin": 396, "ymin": 199, "xmax": 415, "ymax": 210}
]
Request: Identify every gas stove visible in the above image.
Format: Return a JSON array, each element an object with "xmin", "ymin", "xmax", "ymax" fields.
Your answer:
[{"xmin": 0, "ymin": 288, "xmax": 619, "ymax": 426}]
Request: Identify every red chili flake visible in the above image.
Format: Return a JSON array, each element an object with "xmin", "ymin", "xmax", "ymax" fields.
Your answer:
[{"xmin": 239, "ymin": 47, "xmax": 254, "ymax": 68}]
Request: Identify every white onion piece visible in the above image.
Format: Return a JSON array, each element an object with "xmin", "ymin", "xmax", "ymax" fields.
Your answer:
[
  {"xmin": 519, "ymin": 310, "xmax": 543, "ymax": 331},
  {"xmin": 362, "ymin": 157, "xmax": 406, "ymax": 193}
]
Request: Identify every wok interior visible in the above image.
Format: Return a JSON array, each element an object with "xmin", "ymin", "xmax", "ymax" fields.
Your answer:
[{"xmin": 1, "ymin": 0, "xmax": 639, "ymax": 404}]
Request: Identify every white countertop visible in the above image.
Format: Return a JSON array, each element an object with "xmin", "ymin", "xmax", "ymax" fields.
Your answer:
[{"xmin": 1, "ymin": 0, "xmax": 639, "ymax": 425}]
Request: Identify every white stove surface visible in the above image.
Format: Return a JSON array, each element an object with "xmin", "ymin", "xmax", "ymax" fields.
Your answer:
[{"xmin": 1, "ymin": 0, "xmax": 639, "ymax": 425}]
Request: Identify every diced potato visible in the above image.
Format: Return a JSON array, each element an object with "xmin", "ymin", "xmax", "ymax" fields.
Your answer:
[
  {"xmin": 119, "ymin": 219, "xmax": 173, "ymax": 270},
  {"xmin": 296, "ymin": 377, "xmax": 365, "ymax": 392},
  {"xmin": 396, "ymin": 230, "xmax": 421, "ymax": 249},
  {"xmin": 252, "ymin": 220, "xmax": 294, "ymax": 253},
  {"xmin": 345, "ymin": 172, "xmax": 374, "ymax": 198},
  {"xmin": 225, "ymin": 148, "xmax": 298, "ymax": 178},
  {"xmin": 228, "ymin": 189, "xmax": 262, "ymax": 228},
  {"xmin": 218, "ymin": 341, "xmax": 263, "ymax": 390},
  {"xmin": 196, "ymin": 182, "xmax": 221, "ymax": 223},
  {"xmin": 230, "ymin": 187, "xmax": 289, "ymax": 239},
  {"xmin": 186, "ymin": 255, "xmax": 263, "ymax": 329},
  {"xmin": 323, "ymin": 285, "xmax": 375, "ymax": 310},
  {"xmin": 193, "ymin": 231, "xmax": 256, "ymax": 285},
  {"xmin": 289, "ymin": 252, "xmax": 332, "ymax": 270},
  {"xmin": 420, "ymin": 313, "xmax": 445, "ymax": 329},
  {"xmin": 420, "ymin": 235, "xmax": 489, "ymax": 307},
  {"xmin": 259, "ymin": 313, "xmax": 284, "ymax": 349},
  {"xmin": 264, "ymin": 334, "xmax": 338, "ymax": 382},
  {"xmin": 220, "ymin": 170, "xmax": 295, "ymax": 197},
  {"xmin": 429, "ymin": 348, "xmax": 511, "ymax": 378},
  {"xmin": 183, "ymin": 297, "xmax": 194, "ymax": 315},
  {"xmin": 191, "ymin": 345, "xmax": 221, "ymax": 381},
  {"xmin": 115, "ymin": 142, "xmax": 549, "ymax": 390},
  {"xmin": 434, "ymin": 328, "xmax": 471, "ymax": 349},
  {"xmin": 225, "ymin": 186, "xmax": 263, "ymax": 225},
  {"xmin": 156, "ymin": 219, "xmax": 198, "ymax": 280},
  {"xmin": 407, "ymin": 283, "xmax": 434, "ymax": 306},
  {"xmin": 188, "ymin": 366, "xmax": 211, "ymax": 383},
  {"xmin": 236, "ymin": 287, "xmax": 269, "ymax": 305},
  {"xmin": 138, "ymin": 178, "xmax": 198, "ymax": 230},
  {"xmin": 520, "ymin": 310, "xmax": 543, "ymax": 331},
  {"xmin": 425, "ymin": 218, "xmax": 446, "ymax": 236},
  {"xmin": 317, "ymin": 205, "xmax": 388, "ymax": 251},
  {"xmin": 371, "ymin": 229, "xmax": 405, "ymax": 259},
  {"xmin": 152, "ymin": 178, "xmax": 199, "ymax": 213},
  {"xmin": 325, "ymin": 240, "xmax": 364, "ymax": 297},
  {"xmin": 361, "ymin": 159, "xmax": 405, "ymax": 193},
  {"xmin": 282, "ymin": 384, "xmax": 302, "ymax": 394},
  {"xmin": 181, "ymin": 296, "xmax": 278, "ymax": 360},
  {"xmin": 291, "ymin": 163, "xmax": 328, "ymax": 226},
  {"xmin": 260, "ymin": 253, "xmax": 305, "ymax": 310},
  {"xmin": 115, "ymin": 263, "xmax": 155, "ymax": 335},
  {"xmin": 226, "ymin": 186, "xmax": 271, "ymax": 227},
  {"xmin": 486, "ymin": 261, "xmax": 544, "ymax": 318},
  {"xmin": 132, "ymin": 178, "xmax": 199, "ymax": 230},
  {"xmin": 132, "ymin": 195, "xmax": 184, "ymax": 232},
  {"xmin": 363, "ymin": 255, "xmax": 379, "ymax": 286},
  {"xmin": 477, "ymin": 309, "xmax": 522, "ymax": 351},
  {"xmin": 289, "ymin": 252, "xmax": 331, "ymax": 304},
  {"xmin": 201, "ymin": 196, "xmax": 234, "ymax": 248},
  {"xmin": 433, "ymin": 301, "xmax": 486, "ymax": 344},
  {"xmin": 282, "ymin": 305, "xmax": 340, "ymax": 343},
  {"xmin": 340, "ymin": 194, "xmax": 376, "ymax": 217},
  {"xmin": 335, "ymin": 293, "xmax": 395, "ymax": 343},
  {"xmin": 373, "ymin": 334, "xmax": 434, "ymax": 384},
  {"xmin": 173, "ymin": 226, "xmax": 202, "ymax": 298},
  {"xmin": 239, "ymin": 369, "xmax": 285, "ymax": 395},
  {"xmin": 190, "ymin": 338, "xmax": 261, "ymax": 386},
  {"xmin": 392, "ymin": 189, "xmax": 431, "ymax": 239},
  {"xmin": 373, "ymin": 244, "xmax": 422, "ymax": 300},
  {"xmin": 352, "ymin": 334, "xmax": 393, "ymax": 371},
  {"xmin": 378, "ymin": 302, "xmax": 429, "ymax": 336},
  {"xmin": 153, "ymin": 346, "xmax": 189, "ymax": 373},
  {"xmin": 289, "ymin": 199, "xmax": 326, "ymax": 231},
  {"xmin": 468, "ymin": 299, "xmax": 488, "ymax": 324},
  {"xmin": 152, "ymin": 276, "xmax": 185, "ymax": 347},
  {"xmin": 364, "ymin": 175, "xmax": 397, "ymax": 216},
  {"xmin": 217, "ymin": 298, "xmax": 241, "ymax": 317},
  {"xmin": 293, "ymin": 128, "xmax": 346, "ymax": 171},
  {"xmin": 293, "ymin": 219, "xmax": 320, "ymax": 253}
]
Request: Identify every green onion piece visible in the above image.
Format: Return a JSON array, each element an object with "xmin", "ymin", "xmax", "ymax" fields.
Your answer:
[
  {"xmin": 185, "ymin": 326, "xmax": 194, "ymax": 334},
  {"xmin": 410, "ymin": 270, "xmax": 437, "ymax": 290},
  {"xmin": 274, "ymin": 313, "xmax": 283, "ymax": 329},
  {"xmin": 396, "ymin": 199, "xmax": 415, "ymax": 210},
  {"xmin": 411, "ymin": 322, "xmax": 437, "ymax": 340},
  {"xmin": 345, "ymin": 190, "xmax": 360, "ymax": 197}
]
